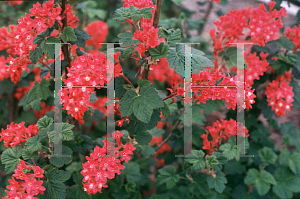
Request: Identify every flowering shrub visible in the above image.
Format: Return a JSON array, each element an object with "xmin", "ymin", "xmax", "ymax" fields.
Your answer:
[{"xmin": 0, "ymin": 0, "xmax": 300, "ymax": 199}]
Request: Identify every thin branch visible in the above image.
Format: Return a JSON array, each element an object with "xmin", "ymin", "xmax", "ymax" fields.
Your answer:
[
  {"xmin": 39, "ymin": 58, "xmax": 52, "ymax": 70},
  {"xmin": 153, "ymin": 0, "xmax": 163, "ymax": 28},
  {"xmin": 78, "ymin": 152, "xmax": 83, "ymax": 164},
  {"xmin": 61, "ymin": 0, "xmax": 71, "ymax": 76},
  {"xmin": 66, "ymin": 184, "xmax": 78, "ymax": 189},
  {"xmin": 156, "ymin": 120, "xmax": 181, "ymax": 150},
  {"xmin": 199, "ymin": 1, "xmax": 213, "ymax": 36},
  {"xmin": 163, "ymin": 93, "xmax": 177, "ymax": 101},
  {"xmin": 120, "ymin": 73, "xmax": 135, "ymax": 89}
]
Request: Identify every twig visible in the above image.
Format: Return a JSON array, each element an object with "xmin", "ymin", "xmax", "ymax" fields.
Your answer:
[
  {"xmin": 120, "ymin": 73, "xmax": 135, "ymax": 89},
  {"xmin": 163, "ymin": 93, "xmax": 177, "ymax": 101},
  {"xmin": 199, "ymin": 1, "xmax": 213, "ymax": 36},
  {"xmin": 8, "ymin": 93, "xmax": 14, "ymax": 123},
  {"xmin": 66, "ymin": 184, "xmax": 78, "ymax": 189},
  {"xmin": 78, "ymin": 152, "xmax": 83, "ymax": 164},
  {"xmin": 61, "ymin": 0, "xmax": 71, "ymax": 76},
  {"xmin": 39, "ymin": 58, "xmax": 52, "ymax": 70},
  {"xmin": 153, "ymin": 0, "xmax": 163, "ymax": 28},
  {"xmin": 156, "ymin": 120, "xmax": 181, "ymax": 150}
]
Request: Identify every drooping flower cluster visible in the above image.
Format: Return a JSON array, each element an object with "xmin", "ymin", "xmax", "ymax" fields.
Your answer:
[
  {"xmin": 122, "ymin": 0, "xmax": 161, "ymax": 56},
  {"xmin": 61, "ymin": 52, "xmax": 122, "ymax": 121},
  {"xmin": 0, "ymin": 56, "xmax": 10, "ymax": 81},
  {"xmin": 123, "ymin": 0, "xmax": 155, "ymax": 9},
  {"xmin": 285, "ymin": 25, "xmax": 300, "ymax": 51},
  {"xmin": 4, "ymin": 160, "xmax": 45, "ymax": 199},
  {"xmin": 244, "ymin": 52, "xmax": 270, "ymax": 86},
  {"xmin": 209, "ymin": 0, "xmax": 221, "ymax": 4},
  {"xmin": 191, "ymin": 69, "xmax": 256, "ymax": 110},
  {"xmin": 81, "ymin": 131, "xmax": 136, "ymax": 194},
  {"xmin": 0, "ymin": 0, "xmax": 78, "ymax": 83},
  {"xmin": 0, "ymin": 122, "xmax": 38, "ymax": 148},
  {"xmin": 5, "ymin": 0, "xmax": 22, "ymax": 6},
  {"xmin": 265, "ymin": 71, "xmax": 294, "ymax": 117},
  {"xmin": 201, "ymin": 119, "xmax": 249, "ymax": 154},
  {"xmin": 84, "ymin": 20, "xmax": 109, "ymax": 50},
  {"xmin": 249, "ymin": 1, "xmax": 287, "ymax": 47},
  {"xmin": 210, "ymin": 1, "xmax": 286, "ymax": 68}
]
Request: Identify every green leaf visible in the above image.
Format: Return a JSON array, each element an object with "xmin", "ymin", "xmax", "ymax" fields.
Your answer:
[
  {"xmin": 156, "ymin": 166, "xmax": 180, "ymax": 189},
  {"xmin": 165, "ymin": 28, "xmax": 181, "ymax": 44},
  {"xmin": 135, "ymin": 131, "xmax": 152, "ymax": 145},
  {"xmin": 0, "ymin": 78, "xmax": 15, "ymax": 95},
  {"xmin": 244, "ymin": 169, "xmax": 276, "ymax": 196},
  {"xmin": 70, "ymin": 28, "xmax": 92, "ymax": 48},
  {"xmin": 171, "ymin": 0, "xmax": 184, "ymax": 5},
  {"xmin": 137, "ymin": 79, "xmax": 152, "ymax": 88},
  {"xmin": 67, "ymin": 185, "xmax": 91, "ymax": 199},
  {"xmin": 1, "ymin": 146, "xmax": 22, "ymax": 174},
  {"xmin": 120, "ymin": 89, "xmax": 138, "ymax": 117},
  {"xmin": 61, "ymin": 27, "xmax": 77, "ymax": 43},
  {"xmin": 113, "ymin": 7, "xmax": 130, "ymax": 22},
  {"xmin": 86, "ymin": 8, "xmax": 107, "ymax": 19},
  {"xmin": 279, "ymin": 149, "xmax": 300, "ymax": 174},
  {"xmin": 122, "ymin": 46, "xmax": 137, "ymax": 58},
  {"xmin": 46, "ymin": 169, "xmax": 71, "ymax": 182},
  {"xmin": 122, "ymin": 162, "xmax": 142, "ymax": 182},
  {"xmin": 37, "ymin": 115, "xmax": 54, "ymax": 130},
  {"xmin": 258, "ymin": 147, "xmax": 277, "ymax": 164},
  {"xmin": 43, "ymin": 181, "xmax": 66, "ymax": 199},
  {"xmin": 133, "ymin": 86, "xmax": 164, "ymax": 123},
  {"xmin": 206, "ymin": 172, "xmax": 227, "ymax": 193},
  {"xmin": 50, "ymin": 145, "xmax": 73, "ymax": 167},
  {"xmin": 42, "ymin": 36, "xmax": 60, "ymax": 59},
  {"xmin": 219, "ymin": 143, "xmax": 237, "ymax": 161},
  {"xmin": 274, "ymin": 36, "xmax": 295, "ymax": 51},
  {"xmin": 25, "ymin": 136, "xmax": 42, "ymax": 154},
  {"xmin": 125, "ymin": 181, "xmax": 136, "ymax": 193},
  {"xmin": 273, "ymin": 167, "xmax": 300, "ymax": 199},
  {"xmin": 184, "ymin": 150, "xmax": 205, "ymax": 170},
  {"xmin": 118, "ymin": 32, "xmax": 139, "ymax": 47},
  {"xmin": 192, "ymin": 104, "xmax": 206, "ymax": 125},
  {"xmin": 49, "ymin": 123, "xmax": 75, "ymax": 143},
  {"xmin": 206, "ymin": 155, "xmax": 219, "ymax": 168},
  {"xmin": 132, "ymin": 7, "xmax": 154, "ymax": 21},
  {"xmin": 30, "ymin": 47, "xmax": 43, "ymax": 64},
  {"xmin": 149, "ymin": 42, "xmax": 170, "ymax": 60},
  {"xmin": 30, "ymin": 28, "xmax": 53, "ymax": 64},
  {"xmin": 22, "ymin": 149, "xmax": 38, "ymax": 160},
  {"xmin": 137, "ymin": 144, "xmax": 156, "ymax": 158},
  {"xmin": 160, "ymin": 101, "xmax": 171, "ymax": 118},
  {"xmin": 66, "ymin": 162, "xmax": 83, "ymax": 174},
  {"xmin": 167, "ymin": 45, "xmax": 214, "ymax": 77}
]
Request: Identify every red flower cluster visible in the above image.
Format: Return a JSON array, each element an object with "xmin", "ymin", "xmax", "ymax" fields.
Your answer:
[
  {"xmin": 209, "ymin": 0, "xmax": 221, "ymax": 4},
  {"xmin": 84, "ymin": 20, "xmax": 108, "ymax": 50},
  {"xmin": 249, "ymin": 1, "xmax": 287, "ymax": 47},
  {"xmin": 0, "ymin": 56, "xmax": 10, "ymax": 81},
  {"xmin": 265, "ymin": 72, "xmax": 294, "ymax": 116},
  {"xmin": 123, "ymin": 0, "xmax": 155, "ymax": 9},
  {"xmin": 0, "ymin": 0, "xmax": 77, "ymax": 84},
  {"xmin": 5, "ymin": 0, "xmax": 22, "ymax": 6},
  {"xmin": 191, "ymin": 69, "xmax": 256, "ymax": 110},
  {"xmin": 61, "ymin": 52, "xmax": 121, "ymax": 121},
  {"xmin": 0, "ymin": 122, "xmax": 38, "ymax": 148},
  {"xmin": 245, "ymin": 52, "xmax": 270, "ymax": 86},
  {"xmin": 4, "ymin": 160, "xmax": 45, "ymax": 199},
  {"xmin": 285, "ymin": 25, "xmax": 300, "ymax": 51},
  {"xmin": 81, "ymin": 131, "xmax": 136, "ymax": 194},
  {"xmin": 201, "ymin": 119, "xmax": 249, "ymax": 154},
  {"xmin": 210, "ymin": 1, "xmax": 286, "ymax": 68}
]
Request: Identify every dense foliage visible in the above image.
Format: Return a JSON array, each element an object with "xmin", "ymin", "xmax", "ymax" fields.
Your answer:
[{"xmin": 0, "ymin": 0, "xmax": 300, "ymax": 198}]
